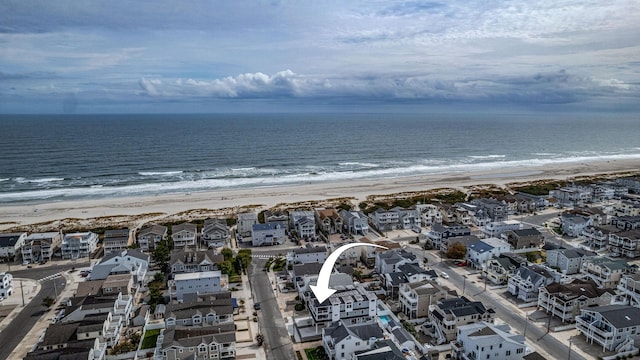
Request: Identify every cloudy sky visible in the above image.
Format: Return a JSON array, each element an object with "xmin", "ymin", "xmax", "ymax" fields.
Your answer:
[{"xmin": 1, "ymin": 0, "xmax": 639, "ymax": 113}]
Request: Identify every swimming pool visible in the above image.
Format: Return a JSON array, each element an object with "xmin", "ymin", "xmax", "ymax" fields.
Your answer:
[{"xmin": 379, "ymin": 315, "xmax": 391, "ymax": 325}]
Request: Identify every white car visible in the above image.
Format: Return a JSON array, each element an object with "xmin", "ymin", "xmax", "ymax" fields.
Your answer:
[{"xmin": 440, "ymin": 272, "xmax": 450, "ymax": 279}]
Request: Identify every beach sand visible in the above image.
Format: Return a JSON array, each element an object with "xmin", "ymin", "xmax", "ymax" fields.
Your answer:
[{"xmin": 1, "ymin": 158, "xmax": 639, "ymax": 232}]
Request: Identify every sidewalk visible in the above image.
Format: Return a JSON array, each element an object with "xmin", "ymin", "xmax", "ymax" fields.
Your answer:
[
  {"xmin": 8, "ymin": 271, "xmax": 78, "ymax": 360},
  {"xmin": 235, "ymin": 273, "xmax": 266, "ymax": 360},
  {"xmin": 0, "ymin": 278, "xmax": 41, "ymax": 334}
]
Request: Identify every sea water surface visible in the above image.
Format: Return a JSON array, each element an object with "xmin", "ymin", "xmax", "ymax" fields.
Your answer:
[{"xmin": 0, "ymin": 113, "xmax": 639, "ymax": 203}]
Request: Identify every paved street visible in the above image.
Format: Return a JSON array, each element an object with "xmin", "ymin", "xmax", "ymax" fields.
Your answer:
[
  {"xmin": 422, "ymin": 250, "xmax": 586, "ymax": 360},
  {"xmin": 3, "ymin": 261, "xmax": 90, "ymax": 281},
  {"xmin": 0, "ymin": 278, "xmax": 67, "ymax": 360},
  {"xmin": 248, "ymin": 259, "xmax": 296, "ymax": 360}
]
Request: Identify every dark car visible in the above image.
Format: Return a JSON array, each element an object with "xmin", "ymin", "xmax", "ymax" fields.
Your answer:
[{"xmin": 254, "ymin": 303, "xmax": 261, "ymax": 310}]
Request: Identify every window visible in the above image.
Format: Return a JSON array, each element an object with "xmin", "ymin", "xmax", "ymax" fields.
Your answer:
[
  {"xmin": 506, "ymin": 350, "xmax": 511, "ymax": 356},
  {"xmin": 517, "ymin": 348, "xmax": 524, "ymax": 354}
]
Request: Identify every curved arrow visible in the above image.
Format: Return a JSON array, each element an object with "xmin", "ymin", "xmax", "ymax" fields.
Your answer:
[{"xmin": 310, "ymin": 242, "xmax": 388, "ymax": 304}]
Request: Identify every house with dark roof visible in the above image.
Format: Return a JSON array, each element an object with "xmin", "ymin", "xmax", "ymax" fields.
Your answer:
[
  {"xmin": 165, "ymin": 291, "xmax": 234, "ymax": 328},
  {"xmin": 502, "ymin": 228, "xmax": 545, "ymax": 249},
  {"xmin": 169, "ymin": 249, "xmax": 223, "ymax": 274},
  {"xmin": 0, "ymin": 232, "xmax": 27, "ymax": 260},
  {"xmin": 608, "ymin": 229, "xmax": 640, "ymax": 258},
  {"xmin": 427, "ymin": 297, "xmax": 495, "ymax": 344},
  {"xmin": 507, "ymin": 265, "xmax": 561, "ymax": 302},
  {"xmin": 538, "ymin": 279, "xmax": 615, "ymax": 323},
  {"xmin": 617, "ymin": 273, "xmax": 640, "ymax": 306},
  {"xmin": 452, "ymin": 322, "xmax": 527, "ymax": 360},
  {"xmin": 583, "ymin": 225, "xmax": 621, "ymax": 250},
  {"xmin": 103, "ymin": 228, "xmax": 131, "ymax": 254},
  {"xmin": 428, "ymin": 223, "xmax": 472, "ymax": 250},
  {"xmin": 289, "ymin": 245, "xmax": 328, "ymax": 264},
  {"xmin": 201, "ymin": 218, "xmax": 230, "ymax": 249},
  {"xmin": 374, "ymin": 249, "xmax": 417, "ymax": 274},
  {"xmin": 322, "ymin": 321, "xmax": 385, "ymax": 360},
  {"xmin": 576, "ymin": 305, "xmax": 640, "ymax": 352},
  {"xmin": 340, "ymin": 210, "xmax": 370, "ymax": 235},
  {"xmin": 382, "ymin": 263, "xmax": 438, "ymax": 299},
  {"xmin": 484, "ymin": 253, "xmax": 527, "ymax": 285},
  {"xmin": 172, "ymin": 222, "xmax": 198, "ymax": 248},
  {"xmin": 136, "ymin": 224, "xmax": 168, "ymax": 252},
  {"xmin": 159, "ymin": 324, "xmax": 236, "ymax": 360},
  {"xmin": 611, "ymin": 215, "xmax": 640, "ymax": 231},
  {"xmin": 353, "ymin": 339, "xmax": 406, "ymax": 360},
  {"xmin": 546, "ymin": 247, "xmax": 596, "ymax": 274}
]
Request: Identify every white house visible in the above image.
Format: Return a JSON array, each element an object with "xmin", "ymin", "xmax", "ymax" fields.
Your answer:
[
  {"xmin": 453, "ymin": 322, "xmax": 527, "ymax": 360},
  {"xmin": 252, "ymin": 223, "xmax": 286, "ymax": 246},
  {"xmin": 466, "ymin": 237, "xmax": 512, "ymax": 270},
  {"xmin": 61, "ymin": 232, "xmax": 98, "ymax": 259},
  {"xmin": 0, "ymin": 232, "xmax": 27, "ymax": 261},
  {"xmin": 290, "ymin": 210, "xmax": 316, "ymax": 239},
  {"xmin": 0, "ymin": 272, "xmax": 13, "ymax": 300},
  {"xmin": 560, "ymin": 213, "xmax": 592, "ymax": 237},
  {"xmin": 21, "ymin": 232, "xmax": 61, "ymax": 264},
  {"xmin": 546, "ymin": 247, "xmax": 596, "ymax": 275},
  {"xmin": 374, "ymin": 249, "xmax": 417, "ymax": 274},
  {"xmin": 172, "ymin": 222, "xmax": 198, "ymax": 247},
  {"xmin": 103, "ymin": 228, "xmax": 131, "ymax": 254},
  {"xmin": 322, "ymin": 321, "xmax": 385, "ymax": 360},
  {"xmin": 307, "ymin": 283, "xmax": 378, "ymax": 326},
  {"xmin": 289, "ymin": 246, "xmax": 328, "ymax": 264},
  {"xmin": 169, "ymin": 270, "xmax": 228, "ymax": 301},
  {"xmin": 237, "ymin": 212, "xmax": 258, "ymax": 237},
  {"xmin": 339, "ymin": 210, "xmax": 369, "ymax": 235},
  {"xmin": 201, "ymin": 218, "xmax": 230, "ymax": 248},
  {"xmin": 508, "ymin": 265, "xmax": 560, "ymax": 303},
  {"xmin": 90, "ymin": 249, "xmax": 149, "ymax": 285},
  {"xmin": 483, "ymin": 220, "xmax": 522, "ymax": 238}
]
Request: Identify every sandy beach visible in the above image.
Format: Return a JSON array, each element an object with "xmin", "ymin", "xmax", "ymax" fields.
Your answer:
[{"xmin": 1, "ymin": 158, "xmax": 639, "ymax": 232}]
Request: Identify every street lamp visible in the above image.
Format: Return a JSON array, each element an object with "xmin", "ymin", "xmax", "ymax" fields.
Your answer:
[
  {"xmin": 567, "ymin": 339, "xmax": 573, "ymax": 360},
  {"xmin": 462, "ymin": 275, "xmax": 467, "ymax": 296}
]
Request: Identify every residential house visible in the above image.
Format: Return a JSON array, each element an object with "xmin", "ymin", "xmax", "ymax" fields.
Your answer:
[
  {"xmin": 617, "ymin": 273, "xmax": 640, "ymax": 306},
  {"xmin": 165, "ymin": 292, "xmax": 234, "ymax": 328},
  {"xmin": 470, "ymin": 199, "xmax": 507, "ymax": 222},
  {"xmin": 369, "ymin": 208, "xmax": 400, "ymax": 232},
  {"xmin": 0, "ymin": 272, "xmax": 13, "ymax": 299},
  {"xmin": 452, "ymin": 322, "xmax": 526, "ymax": 360},
  {"xmin": 613, "ymin": 200, "xmax": 640, "ymax": 217},
  {"xmin": 0, "ymin": 232, "xmax": 27, "ymax": 261},
  {"xmin": 102, "ymin": 228, "xmax": 131, "ymax": 254},
  {"xmin": 237, "ymin": 212, "xmax": 258, "ymax": 237},
  {"xmin": 550, "ymin": 185, "xmax": 593, "ymax": 207},
  {"xmin": 158, "ymin": 324, "xmax": 236, "ymax": 360},
  {"xmin": 291, "ymin": 262, "xmax": 324, "ymax": 291},
  {"xmin": 172, "ymin": 222, "xmax": 198, "ymax": 248},
  {"xmin": 608, "ymin": 230, "xmax": 640, "ymax": 258},
  {"xmin": 383, "ymin": 263, "xmax": 438, "ymax": 300},
  {"xmin": 170, "ymin": 249, "xmax": 224, "ymax": 274},
  {"xmin": 538, "ymin": 279, "xmax": 615, "ymax": 323},
  {"xmin": 263, "ymin": 210, "xmax": 289, "ymax": 230},
  {"xmin": 251, "ymin": 223, "xmax": 285, "ymax": 246},
  {"xmin": 617, "ymin": 176, "xmax": 640, "ymax": 194},
  {"xmin": 574, "ymin": 206, "xmax": 609, "ymax": 226},
  {"xmin": 90, "ymin": 249, "xmax": 149, "ymax": 284},
  {"xmin": 514, "ymin": 192, "xmax": 549, "ymax": 210},
  {"xmin": 322, "ymin": 321, "xmax": 385, "ymax": 360},
  {"xmin": 26, "ymin": 338, "xmax": 105, "ymax": 360},
  {"xmin": 415, "ymin": 203, "xmax": 442, "ymax": 226},
  {"xmin": 289, "ymin": 245, "xmax": 328, "ymax": 264},
  {"xmin": 502, "ymin": 228, "xmax": 544, "ymax": 250},
  {"xmin": 546, "ymin": 247, "xmax": 597, "ymax": 275},
  {"xmin": 466, "ymin": 237, "xmax": 512, "ymax": 270},
  {"xmin": 391, "ymin": 206, "xmax": 422, "ymax": 230},
  {"xmin": 21, "ymin": 232, "xmax": 61, "ymax": 263},
  {"xmin": 307, "ymin": 284, "xmax": 378, "ymax": 327},
  {"xmin": 290, "ymin": 210, "xmax": 316, "ymax": 239},
  {"xmin": 201, "ymin": 218, "xmax": 230, "ymax": 249},
  {"xmin": 580, "ymin": 257, "xmax": 634, "ymax": 289},
  {"xmin": 316, "ymin": 208, "xmax": 343, "ymax": 234},
  {"xmin": 611, "ymin": 215, "xmax": 640, "ymax": 231},
  {"xmin": 484, "ymin": 253, "xmax": 527, "ymax": 285},
  {"xmin": 428, "ymin": 223, "xmax": 472, "ymax": 250},
  {"xmin": 101, "ymin": 274, "xmax": 136, "ymax": 296},
  {"xmin": 168, "ymin": 271, "xmax": 228, "ymax": 302},
  {"xmin": 427, "ymin": 297, "xmax": 496, "ymax": 344},
  {"xmin": 375, "ymin": 249, "xmax": 417, "ymax": 274},
  {"xmin": 136, "ymin": 224, "xmax": 168, "ymax": 252},
  {"xmin": 339, "ymin": 210, "xmax": 369, "ymax": 235},
  {"xmin": 456, "ymin": 202, "xmax": 493, "ymax": 226},
  {"xmin": 399, "ymin": 280, "xmax": 447, "ymax": 319},
  {"xmin": 483, "ymin": 220, "xmax": 522, "ymax": 238},
  {"xmin": 560, "ymin": 212, "xmax": 593, "ymax": 237},
  {"xmin": 359, "ymin": 238, "xmax": 400, "ymax": 268},
  {"xmin": 61, "ymin": 232, "xmax": 98, "ymax": 259},
  {"xmin": 508, "ymin": 265, "xmax": 561, "ymax": 302},
  {"xmin": 353, "ymin": 340, "xmax": 406, "ymax": 360},
  {"xmin": 590, "ymin": 184, "xmax": 616, "ymax": 202},
  {"xmin": 27, "ymin": 315, "xmax": 108, "ymax": 359},
  {"xmin": 582, "ymin": 225, "xmax": 621, "ymax": 251},
  {"xmin": 576, "ymin": 305, "xmax": 640, "ymax": 352}
]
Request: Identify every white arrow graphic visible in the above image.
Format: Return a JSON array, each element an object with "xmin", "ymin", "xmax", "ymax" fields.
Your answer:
[{"xmin": 310, "ymin": 242, "xmax": 388, "ymax": 304}]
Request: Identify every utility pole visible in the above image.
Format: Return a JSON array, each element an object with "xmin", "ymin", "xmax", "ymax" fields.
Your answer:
[
  {"xmin": 53, "ymin": 279, "xmax": 58, "ymax": 298},
  {"xmin": 567, "ymin": 339, "xmax": 573, "ymax": 360},
  {"xmin": 20, "ymin": 279, "xmax": 25, "ymax": 306},
  {"xmin": 462, "ymin": 275, "xmax": 467, "ymax": 296}
]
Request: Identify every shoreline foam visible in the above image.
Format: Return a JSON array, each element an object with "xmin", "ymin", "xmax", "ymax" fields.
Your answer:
[{"xmin": 0, "ymin": 157, "xmax": 639, "ymax": 231}]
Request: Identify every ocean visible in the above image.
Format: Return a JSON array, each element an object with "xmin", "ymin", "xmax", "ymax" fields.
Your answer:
[{"xmin": 1, "ymin": 113, "xmax": 639, "ymax": 203}]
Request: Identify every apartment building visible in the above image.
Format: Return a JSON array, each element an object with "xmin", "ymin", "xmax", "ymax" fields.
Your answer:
[
  {"xmin": 21, "ymin": 232, "xmax": 61, "ymax": 263},
  {"xmin": 61, "ymin": 232, "xmax": 99, "ymax": 259}
]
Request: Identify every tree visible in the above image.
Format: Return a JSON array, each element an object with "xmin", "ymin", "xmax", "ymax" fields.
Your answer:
[
  {"xmin": 153, "ymin": 272, "xmax": 165, "ymax": 283},
  {"xmin": 352, "ymin": 269, "xmax": 363, "ymax": 281},
  {"xmin": 446, "ymin": 242, "xmax": 467, "ymax": 260},
  {"xmin": 236, "ymin": 249, "xmax": 252, "ymax": 272},
  {"xmin": 152, "ymin": 241, "xmax": 170, "ymax": 273},
  {"xmin": 221, "ymin": 247, "xmax": 233, "ymax": 261},
  {"xmin": 42, "ymin": 296, "xmax": 56, "ymax": 308}
]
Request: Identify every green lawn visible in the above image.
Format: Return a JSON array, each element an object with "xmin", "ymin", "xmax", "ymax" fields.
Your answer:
[
  {"xmin": 304, "ymin": 346, "xmax": 328, "ymax": 360},
  {"xmin": 141, "ymin": 329, "xmax": 161, "ymax": 349}
]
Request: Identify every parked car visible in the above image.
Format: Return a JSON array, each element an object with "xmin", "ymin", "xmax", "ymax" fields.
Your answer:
[
  {"xmin": 253, "ymin": 303, "xmax": 261, "ymax": 310},
  {"xmin": 440, "ymin": 272, "xmax": 450, "ymax": 279}
]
